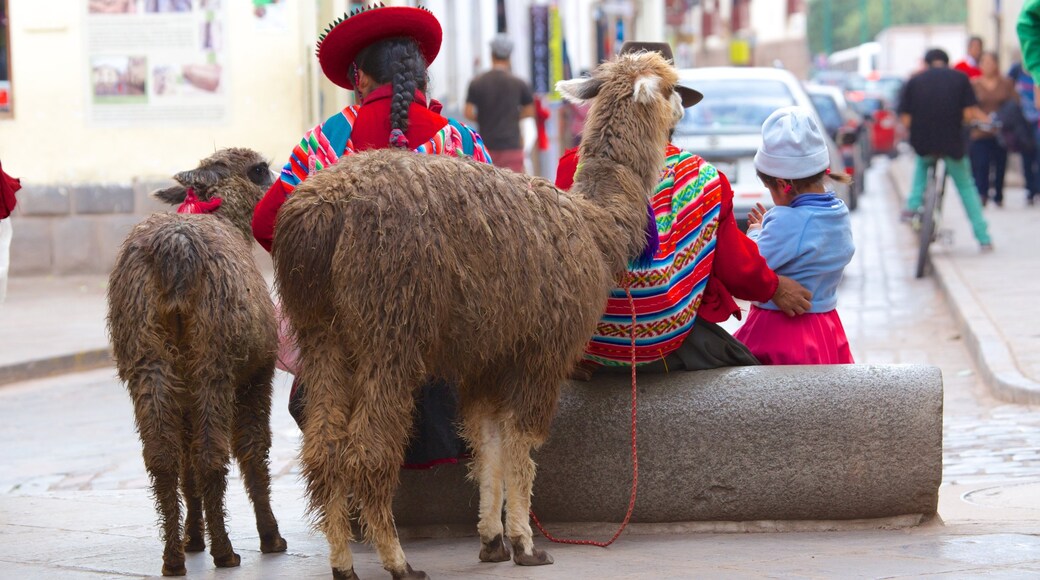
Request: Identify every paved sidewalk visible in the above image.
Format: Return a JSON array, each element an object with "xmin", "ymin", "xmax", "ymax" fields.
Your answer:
[
  {"xmin": 0, "ymin": 276, "xmax": 111, "ymax": 384},
  {"xmin": 888, "ymin": 153, "xmax": 1040, "ymax": 404}
]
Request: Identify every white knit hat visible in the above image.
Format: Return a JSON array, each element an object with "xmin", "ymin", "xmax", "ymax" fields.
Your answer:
[{"xmin": 754, "ymin": 106, "xmax": 831, "ymax": 180}]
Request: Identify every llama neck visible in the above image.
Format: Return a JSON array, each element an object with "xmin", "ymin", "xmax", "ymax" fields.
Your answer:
[
  {"xmin": 572, "ymin": 118, "xmax": 667, "ymax": 271},
  {"xmin": 578, "ymin": 132, "xmax": 663, "ymax": 197}
]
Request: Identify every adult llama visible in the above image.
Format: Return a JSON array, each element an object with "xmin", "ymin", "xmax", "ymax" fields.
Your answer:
[{"xmin": 273, "ymin": 51, "xmax": 684, "ymax": 579}]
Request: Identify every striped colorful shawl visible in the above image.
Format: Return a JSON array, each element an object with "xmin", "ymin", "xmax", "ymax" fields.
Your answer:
[
  {"xmin": 584, "ymin": 145, "xmax": 723, "ymax": 367},
  {"xmin": 276, "ymin": 105, "xmax": 491, "ymax": 193}
]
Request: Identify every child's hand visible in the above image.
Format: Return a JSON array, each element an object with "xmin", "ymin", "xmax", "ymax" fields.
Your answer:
[{"xmin": 747, "ymin": 203, "xmax": 767, "ymax": 230}]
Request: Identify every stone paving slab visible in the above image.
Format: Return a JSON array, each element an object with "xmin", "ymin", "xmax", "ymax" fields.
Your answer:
[{"xmin": 3, "ymin": 487, "xmax": 1040, "ymax": 579}]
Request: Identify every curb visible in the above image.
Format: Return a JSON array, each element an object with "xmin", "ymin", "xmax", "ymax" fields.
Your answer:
[
  {"xmin": 0, "ymin": 348, "xmax": 112, "ymax": 387},
  {"xmin": 886, "ymin": 159, "xmax": 1040, "ymax": 405},
  {"xmin": 932, "ymin": 257, "xmax": 1040, "ymax": 405}
]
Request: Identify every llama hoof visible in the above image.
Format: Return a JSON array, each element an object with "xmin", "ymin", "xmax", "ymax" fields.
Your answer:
[
  {"xmin": 332, "ymin": 567, "xmax": 360, "ymax": 580},
  {"xmin": 479, "ymin": 534, "xmax": 511, "ymax": 562},
  {"xmin": 183, "ymin": 536, "xmax": 205, "ymax": 553},
  {"xmin": 161, "ymin": 560, "xmax": 187, "ymax": 576},
  {"xmin": 391, "ymin": 563, "xmax": 429, "ymax": 580},
  {"xmin": 260, "ymin": 533, "xmax": 287, "ymax": 553},
  {"xmin": 511, "ymin": 545, "xmax": 554, "ymax": 566},
  {"xmin": 213, "ymin": 551, "xmax": 241, "ymax": 568}
]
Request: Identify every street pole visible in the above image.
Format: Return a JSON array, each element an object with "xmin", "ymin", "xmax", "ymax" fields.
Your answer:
[
  {"xmin": 860, "ymin": 0, "xmax": 868, "ymax": 44},
  {"xmin": 823, "ymin": 0, "xmax": 832, "ymax": 56}
]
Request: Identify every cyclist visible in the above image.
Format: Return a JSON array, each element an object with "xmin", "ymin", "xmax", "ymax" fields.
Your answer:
[{"xmin": 898, "ymin": 48, "xmax": 993, "ymax": 251}]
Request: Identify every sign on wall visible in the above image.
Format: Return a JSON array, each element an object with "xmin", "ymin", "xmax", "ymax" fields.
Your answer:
[
  {"xmin": 85, "ymin": 0, "xmax": 228, "ymax": 124},
  {"xmin": 530, "ymin": 5, "xmax": 550, "ymax": 95}
]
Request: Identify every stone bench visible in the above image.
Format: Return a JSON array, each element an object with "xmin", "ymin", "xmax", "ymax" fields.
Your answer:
[{"xmin": 393, "ymin": 364, "xmax": 942, "ymax": 530}]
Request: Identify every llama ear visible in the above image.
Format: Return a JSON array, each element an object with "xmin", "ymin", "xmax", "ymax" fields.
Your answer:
[
  {"xmin": 557, "ymin": 77, "xmax": 604, "ymax": 104},
  {"xmin": 632, "ymin": 75, "xmax": 661, "ymax": 104},
  {"xmin": 152, "ymin": 184, "xmax": 188, "ymax": 205},
  {"xmin": 174, "ymin": 164, "xmax": 231, "ymax": 190}
]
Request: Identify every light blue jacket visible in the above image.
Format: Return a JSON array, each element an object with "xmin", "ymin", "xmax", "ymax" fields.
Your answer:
[{"xmin": 747, "ymin": 193, "xmax": 855, "ymax": 313}]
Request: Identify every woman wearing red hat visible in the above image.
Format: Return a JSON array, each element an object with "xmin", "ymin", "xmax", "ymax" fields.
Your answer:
[{"xmin": 252, "ymin": 4, "xmax": 490, "ymax": 467}]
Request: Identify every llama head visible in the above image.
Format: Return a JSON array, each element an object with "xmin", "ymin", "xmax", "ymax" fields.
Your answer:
[
  {"xmin": 561, "ymin": 52, "xmax": 682, "ymax": 172},
  {"xmin": 153, "ymin": 148, "xmax": 273, "ymax": 240}
]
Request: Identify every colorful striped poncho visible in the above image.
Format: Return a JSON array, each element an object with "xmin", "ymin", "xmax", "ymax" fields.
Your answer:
[
  {"xmin": 275, "ymin": 105, "xmax": 491, "ymax": 194},
  {"xmin": 584, "ymin": 145, "xmax": 723, "ymax": 367}
]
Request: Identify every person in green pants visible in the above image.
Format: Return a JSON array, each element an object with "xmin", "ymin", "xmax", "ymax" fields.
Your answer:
[{"xmin": 898, "ymin": 48, "xmax": 993, "ymax": 251}]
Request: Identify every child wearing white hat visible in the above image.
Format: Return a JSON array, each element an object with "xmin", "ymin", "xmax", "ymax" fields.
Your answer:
[{"xmin": 733, "ymin": 106, "xmax": 856, "ymax": 364}]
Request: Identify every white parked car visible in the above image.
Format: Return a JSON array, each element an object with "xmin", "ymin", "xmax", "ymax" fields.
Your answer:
[{"xmin": 672, "ymin": 67, "xmax": 853, "ymax": 230}]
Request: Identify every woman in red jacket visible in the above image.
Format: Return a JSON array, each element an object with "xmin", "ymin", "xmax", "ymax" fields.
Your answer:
[
  {"xmin": 253, "ymin": 4, "xmax": 489, "ymax": 468},
  {"xmin": 555, "ymin": 42, "xmax": 811, "ymax": 377}
]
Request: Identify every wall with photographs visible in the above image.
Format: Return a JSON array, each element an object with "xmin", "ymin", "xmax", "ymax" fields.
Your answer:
[{"xmin": 0, "ymin": 0, "xmax": 314, "ymax": 184}]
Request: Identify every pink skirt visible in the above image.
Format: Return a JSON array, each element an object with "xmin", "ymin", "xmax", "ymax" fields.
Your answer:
[{"xmin": 733, "ymin": 305, "xmax": 854, "ymax": 365}]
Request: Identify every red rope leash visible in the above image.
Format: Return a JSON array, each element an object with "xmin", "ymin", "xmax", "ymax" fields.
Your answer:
[{"xmin": 529, "ymin": 280, "xmax": 639, "ymax": 547}]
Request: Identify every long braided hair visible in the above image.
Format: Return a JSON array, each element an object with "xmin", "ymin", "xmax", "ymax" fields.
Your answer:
[{"xmin": 353, "ymin": 37, "xmax": 430, "ymax": 149}]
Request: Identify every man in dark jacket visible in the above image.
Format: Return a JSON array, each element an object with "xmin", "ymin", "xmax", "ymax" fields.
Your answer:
[{"xmin": 898, "ymin": 48, "xmax": 992, "ymax": 250}]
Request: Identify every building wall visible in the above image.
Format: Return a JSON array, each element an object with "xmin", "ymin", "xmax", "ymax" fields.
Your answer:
[
  {"xmin": 1, "ymin": 0, "xmax": 315, "ymax": 184},
  {"xmin": 671, "ymin": 0, "xmax": 809, "ymax": 78},
  {"xmin": 968, "ymin": 0, "xmax": 1027, "ymax": 70},
  {"xmin": 1, "ymin": 0, "xmax": 318, "ymax": 275}
]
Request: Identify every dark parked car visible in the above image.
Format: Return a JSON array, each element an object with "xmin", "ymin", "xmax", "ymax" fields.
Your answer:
[{"xmin": 806, "ymin": 84, "xmax": 867, "ymax": 210}]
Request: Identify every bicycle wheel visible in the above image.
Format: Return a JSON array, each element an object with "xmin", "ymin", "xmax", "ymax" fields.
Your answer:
[{"xmin": 915, "ymin": 162, "xmax": 943, "ymax": 278}]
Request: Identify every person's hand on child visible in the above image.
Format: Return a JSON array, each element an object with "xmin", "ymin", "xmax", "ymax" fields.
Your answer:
[
  {"xmin": 747, "ymin": 202, "xmax": 767, "ymax": 231},
  {"xmin": 772, "ymin": 276, "xmax": 813, "ymax": 317}
]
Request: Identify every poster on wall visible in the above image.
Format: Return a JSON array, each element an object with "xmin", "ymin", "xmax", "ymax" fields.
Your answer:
[{"xmin": 85, "ymin": 0, "xmax": 227, "ymax": 124}]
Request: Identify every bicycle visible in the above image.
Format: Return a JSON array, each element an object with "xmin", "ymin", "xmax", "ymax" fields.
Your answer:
[
  {"xmin": 912, "ymin": 118, "xmax": 1000, "ymax": 279},
  {"xmin": 913, "ymin": 156, "xmax": 947, "ymax": 279}
]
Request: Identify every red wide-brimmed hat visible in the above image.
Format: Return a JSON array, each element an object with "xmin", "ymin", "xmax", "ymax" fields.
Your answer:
[{"xmin": 316, "ymin": 4, "xmax": 442, "ymax": 90}]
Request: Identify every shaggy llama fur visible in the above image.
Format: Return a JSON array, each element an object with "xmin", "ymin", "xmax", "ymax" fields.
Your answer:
[
  {"xmin": 273, "ymin": 52, "xmax": 683, "ymax": 579},
  {"xmin": 107, "ymin": 148, "xmax": 287, "ymax": 576}
]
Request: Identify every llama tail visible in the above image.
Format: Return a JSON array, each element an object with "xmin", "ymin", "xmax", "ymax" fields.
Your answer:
[
  {"xmin": 271, "ymin": 192, "xmax": 344, "ymax": 325},
  {"xmin": 149, "ymin": 221, "xmax": 204, "ymax": 313}
]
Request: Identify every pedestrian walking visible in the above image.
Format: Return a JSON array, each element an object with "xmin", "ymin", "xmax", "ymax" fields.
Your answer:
[
  {"xmin": 251, "ymin": 3, "xmax": 490, "ymax": 468},
  {"xmin": 465, "ymin": 33, "xmax": 534, "ymax": 173},
  {"xmin": 970, "ymin": 52, "xmax": 1017, "ymax": 207},
  {"xmin": 954, "ymin": 35, "xmax": 984, "ymax": 78},
  {"xmin": 733, "ymin": 106, "xmax": 855, "ymax": 365},
  {"xmin": 1006, "ymin": 55, "xmax": 1040, "ymax": 204},
  {"xmin": 898, "ymin": 48, "xmax": 993, "ymax": 250}
]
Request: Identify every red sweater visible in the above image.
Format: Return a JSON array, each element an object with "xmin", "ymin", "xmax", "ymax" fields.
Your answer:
[
  {"xmin": 555, "ymin": 147, "xmax": 778, "ymax": 323},
  {"xmin": 252, "ymin": 85, "xmax": 451, "ymax": 252},
  {"xmin": 954, "ymin": 59, "xmax": 982, "ymax": 79}
]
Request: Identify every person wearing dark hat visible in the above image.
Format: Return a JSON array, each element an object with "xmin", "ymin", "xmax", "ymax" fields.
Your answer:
[
  {"xmin": 464, "ymin": 33, "xmax": 534, "ymax": 173},
  {"xmin": 251, "ymin": 4, "xmax": 490, "ymax": 467},
  {"xmin": 555, "ymin": 41, "xmax": 812, "ymax": 377}
]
